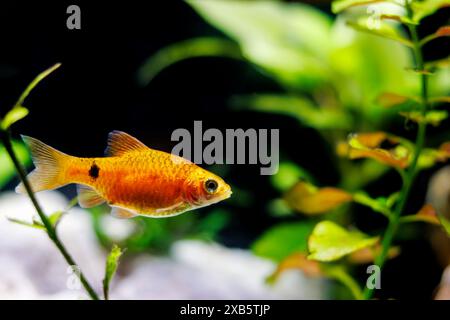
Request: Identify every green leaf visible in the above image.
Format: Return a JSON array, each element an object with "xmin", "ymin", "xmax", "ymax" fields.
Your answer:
[
  {"xmin": 399, "ymin": 110, "xmax": 448, "ymax": 126},
  {"xmin": 232, "ymin": 94, "xmax": 353, "ymax": 130},
  {"xmin": 252, "ymin": 221, "xmax": 315, "ymax": 262},
  {"xmin": 321, "ymin": 265, "xmax": 363, "ymax": 300},
  {"xmin": 270, "ymin": 162, "xmax": 315, "ymax": 192},
  {"xmin": 308, "ymin": 221, "xmax": 379, "ymax": 262},
  {"xmin": 196, "ymin": 209, "xmax": 230, "ymax": 240},
  {"xmin": 188, "ymin": 0, "xmax": 333, "ymax": 88},
  {"xmin": 0, "ymin": 140, "xmax": 31, "ymax": 189},
  {"xmin": 332, "ymin": 0, "xmax": 386, "ymax": 13},
  {"xmin": 137, "ymin": 37, "xmax": 242, "ymax": 86},
  {"xmin": 48, "ymin": 211, "xmax": 64, "ymax": 228},
  {"xmin": 353, "ymin": 192, "xmax": 392, "ymax": 218},
  {"xmin": 346, "ymin": 19, "xmax": 413, "ymax": 47},
  {"xmin": 7, "ymin": 217, "xmax": 45, "ymax": 230},
  {"xmin": 411, "ymin": 0, "xmax": 450, "ymax": 23},
  {"xmin": 0, "ymin": 106, "xmax": 29, "ymax": 130},
  {"xmin": 103, "ymin": 244, "xmax": 123, "ymax": 300},
  {"xmin": 15, "ymin": 63, "xmax": 61, "ymax": 107}
]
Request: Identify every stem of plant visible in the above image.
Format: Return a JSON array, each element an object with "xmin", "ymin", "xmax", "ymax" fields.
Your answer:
[
  {"xmin": 363, "ymin": 5, "xmax": 428, "ymax": 300},
  {"xmin": 0, "ymin": 129, "xmax": 100, "ymax": 300}
]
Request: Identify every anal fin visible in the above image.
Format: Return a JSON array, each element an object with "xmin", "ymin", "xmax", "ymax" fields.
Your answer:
[
  {"xmin": 77, "ymin": 184, "xmax": 106, "ymax": 208},
  {"xmin": 111, "ymin": 206, "xmax": 138, "ymax": 219}
]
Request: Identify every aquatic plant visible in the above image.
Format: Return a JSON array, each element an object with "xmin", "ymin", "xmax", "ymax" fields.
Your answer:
[
  {"xmin": 142, "ymin": 0, "xmax": 450, "ymax": 299},
  {"xmin": 0, "ymin": 64, "xmax": 123, "ymax": 300}
]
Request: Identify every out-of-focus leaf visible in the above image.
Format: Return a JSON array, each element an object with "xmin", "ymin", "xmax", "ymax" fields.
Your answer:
[
  {"xmin": 48, "ymin": 210, "xmax": 64, "ymax": 228},
  {"xmin": 348, "ymin": 245, "xmax": 400, "ymax": 264},
  {"xmin": 399, "ymin": 110, "xmax": 448, "ymax": 126},
  {"xmin": 0, "ymin": 140, "xmax": 31, "ymax": 189},
  {"xmin": 418, "ymin": 142, "xmax": 450, "ymax": 169},
  {"xmin": 103, "ymin": 244, "xmax": 123, "ymax": 300},
  {"xmin": 353, "ymin": 192, "xmax": 391, "ymax": 218},
  {"xmin": 332, "ymin": 0, "xmax": 385, "ymax": 13},
  {"xmin": 400, "ymin": 204, "xmax": 441, "ymax": 225},
  {"xmin": 252, "ymin": 221, "xmax": 315, "ymax": 262},
  {"xmin": 339, "ymin": 132, "xmax": 410, "ymax": 169},
  {"xmin": 346, "ymin": 19, "xmax": 413, "ymax": 47},
  {"xmin": 330, "ymin": 15, "xmax": 416, "ymax": 114},
  {"xmin": 430, "ymin": 96, "xmax": 450, "ymax": 104},
  {"xmin": 411, "ymin": 0, "xmax": 450, "ymax": 23},
  {"xmin": 232, "ymin": 94, "xmax": 353, "ymax": 130},
  {"xmin": 196, "ymin": 209, "xmax": 230, "ymax": 240},
  {"xmin": 270, "ymin": 161, "xmax": 315, "ymax": 192},
  {"xmin": 0, "ymin": 106, "xmax": 29, "ymax": 130},
  {"xmin": 421, "ymin": 26, "xmax": 450, "ymax": 46},
  {"xmin": 320, "ymin": 265, "xmax": 363, "ymax": 300},
  {"xmin": 188, "ymin": 0, "xmax": 333, "ymax": 88},
  {"xmin": 137, "ymin": 37, "xmax": 242, "ymax": 86},
  {"xmin": 267, "ymin": 252, "xmax": 323, "ymax": 284},
  {"xmin": 7, "ymin": 217, "xmax": 45, "ymax": 230},
  {"xmin": 284, "ymin": 182, "xmax": 353, "ymax": 215},
  {"xmin": 376, "ymin": 92, "xmax": 420, "ymax": 111},
  {"xmin": 267, "ymin": 199, "xmax": 294, "ymax": 217},
  {"xmin": 308, "ymin": 221, "xmax": 379, "ymax": 262}
]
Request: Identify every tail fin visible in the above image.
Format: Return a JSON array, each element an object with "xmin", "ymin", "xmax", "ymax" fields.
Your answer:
[{"xmin": 16, "ymin": 136, "xmax": 70, "ymax": 194}]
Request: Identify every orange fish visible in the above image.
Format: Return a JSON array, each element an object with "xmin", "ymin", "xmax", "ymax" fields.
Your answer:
[{"xmin": 16, "ymin": 131, "xmax": 232, "ymax": 218}]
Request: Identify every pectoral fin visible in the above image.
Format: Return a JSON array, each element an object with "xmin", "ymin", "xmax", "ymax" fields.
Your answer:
[
  {"xmin": 77, "ymin": 184, "xmax": 105, "ymax": 208},
  {"xmin": 110, "ymin": 206, "xmax": 138, "ymax": 219}
]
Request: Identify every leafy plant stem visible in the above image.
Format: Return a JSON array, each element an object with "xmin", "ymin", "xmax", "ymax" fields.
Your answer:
[
  {"xmin": 0, "ymin": 128, "xmax": 100, "ymax": 300},
  {"xmin": 362, "ymin": 4, "xmax": 428, "ymax": 300}
]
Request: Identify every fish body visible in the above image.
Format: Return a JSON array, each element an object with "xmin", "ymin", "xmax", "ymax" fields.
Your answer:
[{"xmin": 16, "ymin": 131, "xmax": 232, "ymax": 218}]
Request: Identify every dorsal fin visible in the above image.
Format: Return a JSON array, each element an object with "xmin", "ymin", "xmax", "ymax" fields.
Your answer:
[{"xmin": 105, "ymin": 131, "xmax": 148, "ymax": 157}]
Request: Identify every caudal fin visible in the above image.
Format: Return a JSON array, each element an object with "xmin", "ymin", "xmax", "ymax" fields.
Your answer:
[{"xmin": 16, "ymin": 136, "xmax": 70, "ymax": 194}]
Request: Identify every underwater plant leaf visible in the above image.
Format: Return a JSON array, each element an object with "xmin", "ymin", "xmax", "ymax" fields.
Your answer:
[
  {"xmin": 252, "ymin": 221, "xmax": 315, "ymax": 262},
  {"xmin": 284, "ymin": 182, "xmax": 353, "ymax": 215},
  {"xmin": 376, "ymin": 92, "xmax": 420, "ymax": 111},
  {"xmin": 48, "ymin": 210, "xmax": 64, "ymax": 228},
  {"xmin": 0, "ymin": 106, "xmax": 29, "ymax": 130},
  {"xmin": 430, "ymin": 96, "xmax": 450, "ymax": 104},
  {"xmin": 399, "ymin": 204, "xmax": 441, "ymax": 225},
  {"xmin": 332, "ymin": 0, "xmax": 385, "ymax": 13},
  {"xmin": 348, "ymin": 245, "xmax": 400, "ymax": 264},
  {"xmin": 0, "ymin": 140, "xmax": 31, "ymax": 190},
  {"xmin": 103, "ymin": 244, "xmax": 123, "ymax": 300},
  {"xmin": 340, "ymin": 132, "xmax": 410, "ymax": 169},
  {"xmin": 353, "ymin": 192, "xmax": 392, "ymax": 218},
  {"xmin": 320, "ymin": 264, "xmax": 363, "ymax": 300},
  {"xmin": 188, "ymin": 0, "xmax": 333, "ymax": 88},
  {"xmin": 399, "ymin": 110, "xmax": 448, "ymax": 126},
  {"xmin": 15, "ymin": 63, "xmax": 61, "ymax": 107},
  {"xmin": 418, "ymin": 142, "xmax": 450, "ymax": 169},
  {"xmin": 137, "ymin": 37, "xmax": 243, "ymax": 86},
  {"xmin": 267, "ymin": 252, "xmax": 323, "ymax": 284},
  {"xmin": 232, "ymin": 94, "xmax": 353, "ymax": 130},
  {"xmin": 421, "ymin": 26, "xmax": 450, "ymax": 46},
  {"xmin": 346, "ymin": 19, "xmax": 413, "ymax": 47},
  {"xmin": 308, "ymin": 221, "xmax": 379, "ymax": 262},
  {"xmin": 7, "ymin": 217, "xmax": 45, "ymax": 230},
  {"xmin": 270, "ymin": 161, "xmax": 315, "ymax": 192},
  {"xmin": 411, "ymin": 0, "xmax": 450, "ymax": 23}
]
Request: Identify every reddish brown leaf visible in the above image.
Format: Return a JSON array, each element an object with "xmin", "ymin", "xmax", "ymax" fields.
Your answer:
[
  {"xmin": 284, "ymin": 182, "xmax": 353, "ymax": 215},
  {"xmin": 267, "ymin": 253, "xmax": 323, "ymax": 283}
]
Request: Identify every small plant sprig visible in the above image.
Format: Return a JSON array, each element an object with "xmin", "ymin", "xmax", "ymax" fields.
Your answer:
[{"xmin": 0, "ymin": 64, "xmax": 123, "ymax": 300}]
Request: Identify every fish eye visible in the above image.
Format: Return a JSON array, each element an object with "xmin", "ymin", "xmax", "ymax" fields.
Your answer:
[{"xmin": 204, "ymin": 179, "xmax": 218, "ymax": 194}]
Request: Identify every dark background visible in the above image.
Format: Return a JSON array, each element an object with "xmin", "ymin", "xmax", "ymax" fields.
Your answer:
[{"xmin": 0, "ymin": 0, "xmax": 449, "ymax": 299}]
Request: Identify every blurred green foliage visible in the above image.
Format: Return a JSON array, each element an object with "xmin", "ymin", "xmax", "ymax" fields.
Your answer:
[{"xmin": 140, "ymin": 0, "xmax": 450, "ymax": 299}]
